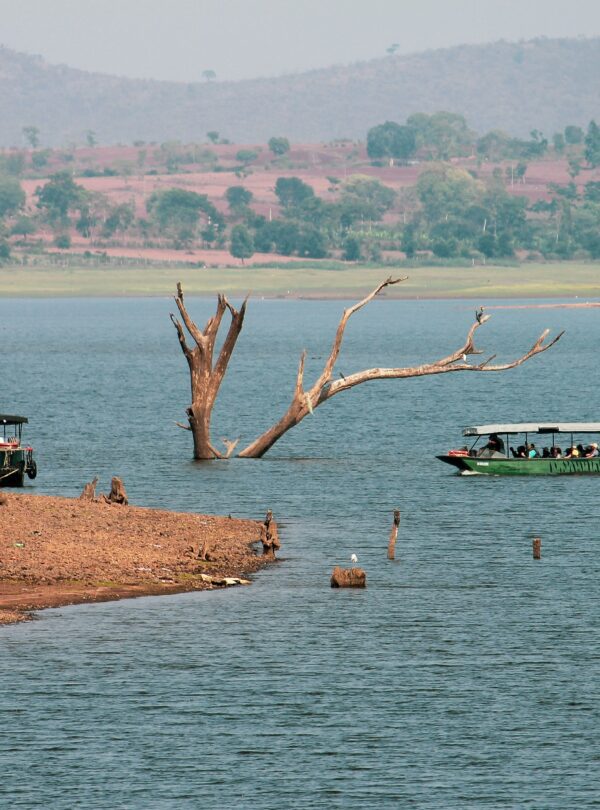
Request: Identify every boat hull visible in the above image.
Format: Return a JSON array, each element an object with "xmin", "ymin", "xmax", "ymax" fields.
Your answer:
[
  {"xmin": 437, "ymin": 454, "xmax": 600, "ymax": 476},
  {"xmin": 0, "ymin": 448, "xmax": 26, "ymax": 487}
]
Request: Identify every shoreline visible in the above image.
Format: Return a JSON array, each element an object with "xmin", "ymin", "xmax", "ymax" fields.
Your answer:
[
  {"xmin": 0, "ymin": 493, "xmax": 272, "ymax": 626},
  {"xmin": 1, "ymin": 263, "xmax": 599, "ymax": 300}
]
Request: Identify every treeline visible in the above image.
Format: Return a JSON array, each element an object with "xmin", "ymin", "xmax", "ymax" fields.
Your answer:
[
  {"xmin": 366, "ymin": 113, "xmax": 600, "ymax": 168},
  {"xmin": 1, "ymin": 113, "xmax": 600, "ymax": 263}
]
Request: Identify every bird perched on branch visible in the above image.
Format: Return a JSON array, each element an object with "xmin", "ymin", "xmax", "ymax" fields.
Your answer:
[{"xmin": 475, "ymin": 307, "xmax": 485, "ymax": 323}]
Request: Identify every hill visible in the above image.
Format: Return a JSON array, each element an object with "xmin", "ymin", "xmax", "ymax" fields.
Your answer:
[{"xmin": 0, "ymin": 37, "xmax": 599, "ymax": 146}]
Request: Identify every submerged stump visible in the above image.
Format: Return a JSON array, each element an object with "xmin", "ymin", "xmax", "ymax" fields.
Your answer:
[
  {"xmin": 260, "ymin": 509, "xmax": 281, "ymax": 558},
  {"xmin": 330, "ymin": 566, "xmax": 366, "ymax": 588}
]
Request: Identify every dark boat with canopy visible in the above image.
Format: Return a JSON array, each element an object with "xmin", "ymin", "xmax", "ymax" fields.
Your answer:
[{"xmin": 0, "ymin": 415, "xmax": 37, "ymax": 487}]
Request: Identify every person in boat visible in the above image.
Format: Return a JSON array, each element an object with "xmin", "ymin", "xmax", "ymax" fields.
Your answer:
[
  {"xmin": 478, "ymin": 433, "xmax": 505, "ymax": 457},
  {"xmin": 565, "ymin": 445, "xmax": 580, "ymax": 458},
  {"xmin": 527, "ymin": 443, "xmax": 539, "ymax": 458},
  {"xmin": 551, "ymin": 446, "xmax": 562, "ymax": 458},
  {"xmin": 510, "ymin": 445, "xmax": 527, "ymax": 458},
  {"xmin": 585, "ymin": 442, "xmax": 599, "ymax": 458}
]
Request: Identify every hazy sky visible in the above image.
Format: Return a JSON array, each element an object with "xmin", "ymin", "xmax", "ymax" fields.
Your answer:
[{"xmin": 1, "ymin": 0, "xmax": 599, "ymax": 82}]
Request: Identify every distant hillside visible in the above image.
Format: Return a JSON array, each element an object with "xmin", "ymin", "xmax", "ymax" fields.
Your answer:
[{"xmin": 1, "ymin": 37, "xmax": 598, "ymax": 147}]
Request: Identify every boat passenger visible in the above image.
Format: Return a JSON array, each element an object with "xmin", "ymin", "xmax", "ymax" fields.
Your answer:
[
  {"xmin": 478, "ymin": 433, "xmax": 505, "ymax": 457},
  {"xmin": 585, "ymin": 442, "xmax": 599, "ymax": 458},
  {"xmin": 489, "ymin": 433, "xmax": 505, "ymax": 453},
  {"xmin": 527, "ymin": 443, "xmax": 539, "ymax": 458},
  {"xmin": 510, "ymin": 445, "xmax": 527, "ymax": 458},
  {"xmin": 551, "ymin": 446, "xmax": 562, "ymax": 458},
  {"xmin": 565, "ymin": 446, "xmax": 579, "ymax": 458},
  {"xmin": 542, "ymin": 447, "xmax": 550, "ymax": 458},
  {"xmin": 577, "ymin": 444, "xmax": 586, "ymax": 457}
]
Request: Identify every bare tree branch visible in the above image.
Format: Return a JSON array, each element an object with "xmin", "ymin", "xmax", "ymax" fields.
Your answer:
[
  {"xmin": 221, "ymin": 438, "xmax": 240, "ymax": 458},
  {"xmin": 237, "ymin": 280, "xmax": 563, "ymax": 458},
  {"xmin": 174, "ymin": 282, "xmax": 206, "ymax": 349}
]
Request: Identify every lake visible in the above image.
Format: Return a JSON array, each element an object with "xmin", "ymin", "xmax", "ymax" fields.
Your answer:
[{"xmin": 1, "ymin": 295, "xmax": 599, "ymax": 808}]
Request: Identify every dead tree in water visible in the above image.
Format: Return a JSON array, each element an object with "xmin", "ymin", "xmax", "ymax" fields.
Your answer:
[
  {"xmin": 171, "ymin": 277, "xmax": 563, "ymax": 460},
  {"xmin": 170, "ymin": 282, "xmax": 247, "ymax": 459}
]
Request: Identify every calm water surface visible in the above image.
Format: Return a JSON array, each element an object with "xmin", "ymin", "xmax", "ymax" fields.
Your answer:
[{"xmin": 0, "ymin": 296, "xmax": 599, "ymax": 808}]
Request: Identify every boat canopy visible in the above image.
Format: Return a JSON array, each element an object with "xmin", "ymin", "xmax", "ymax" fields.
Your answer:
[
  {"xmin": 0, "ymin": 415, "xmax": 28, "ymax": 425},
  {"xmin": 463, "ymin": 422, "xmax": 600, "ymax": 436}
]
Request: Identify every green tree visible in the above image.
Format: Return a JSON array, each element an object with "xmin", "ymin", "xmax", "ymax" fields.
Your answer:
[
  {"xmin": 202, "ymin": 70, "xmax": 217, "ymax": 82},
  {"xmin": 254, "ymin": 220, "xmax": 299, "ymax": 255},
  {"xmin": 564, "ymin": 125, "xmax": 584, "ymax": 145},
  {"xmin": 584, "ymin": 182, "xmax": 600, "ymax": 203},
  {"xmin": 339, "ymin": 175, "xmax": 396, "ymax": 221},
  {"xmin": 275, "ymin": 177, "xmax": 315, "ymax": 209},
  {"xmin": 35, "ymin": 171, "xmax": 86, "ymax": 226},
  {"xmin": 147, "ymin": 188, "xmax": 222, "ymax": 244},
  {"xmin": 342, "ymin": 235, "xmax": 361, "ymax": 261},
  {"xmin": 297, "ymin": 225, "xmax": 327, "ymax": 258},
  {"xmin": 85, "ymin": 130, "xmax": 97, "ymax": 148},
  {"xmin": 11, "ymin": 215, "xmax": 37, "ymax": 240},
  {"xmin": 225, "ymin": 185, "xmax": 253, "ymax": 214},
  {"xmin": 230, "ymin": 224, "xmax": 255, "ymax": 263},
  {"xmin": 31, "ymin": 149, "xmax": 51, "ymax": 170},
  {"xmin": 0, "ymin": 177, "xmax": 26, "ymax": 218},
  {"xmin": 366, "ymin": 121, "xmax": 416, "ymax": 161},
  {"xmin": 101, "ymin": 203, "xmax": 135, "ymax": 238},
  {"xmin": 552, "ymin": 133, "xmax": 566, "ymax": 153},
  {"xmin": 567, "ymin": 157, "xmax": 581, "ymax": 179},
  {"xmin": 268, "ymin": 136, "xmax": 290, "ymax": 156},
  {"xmin": 417, "ymin": 166, "xmax": 483, "ymax": 222},
  {"xmin": 584, "ymin": 120, "xmax": 600, "ymax": 167},
  {"xmin": 0, "ymin": 152, "xmax": 25, "ymax": 176},
  {"xmin": 54, "ymin": 233, "xmax": 71, "ymax": 249},
  {"xmin": 207, "ymin": 131, "xmax": 220, "ymax": 144},
  {"xmin": 476, "ymin": 130, "xmax": 512, "ymax": 161},
  {"xmin": 407, "ymin": 111, "xmax": 473, "ymax": 159},
  {"xmin": 235, "ymin": 149, "xmax": 259, "ymax": 165},
  {"xmin": 22, "ymin": 126, "xmax": 40, "ymax": 148}
]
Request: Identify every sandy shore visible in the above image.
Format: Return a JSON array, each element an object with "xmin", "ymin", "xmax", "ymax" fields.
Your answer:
[{"xmin": 0, "ymin": 493, "xmax": 271, "ymax": 626}]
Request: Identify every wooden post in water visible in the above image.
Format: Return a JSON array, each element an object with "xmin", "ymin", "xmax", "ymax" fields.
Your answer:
[
  {"xmin": 533, "ymin": 537, "xmax": 542, "ymax": 560},
  {"xmin": 387, "ymin": 509, "xmax": 401, "ymax": 560}
]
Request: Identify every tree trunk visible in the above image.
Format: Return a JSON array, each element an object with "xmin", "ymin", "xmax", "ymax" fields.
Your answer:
[{"xmin": 171, "ymin": 283, "xmax": 247, "ymax": 459}]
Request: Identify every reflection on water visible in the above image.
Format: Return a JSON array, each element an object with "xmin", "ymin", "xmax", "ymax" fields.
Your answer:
[{"xmin": 1, "ymin": 297, "xmax": 599, "ymax": 808}]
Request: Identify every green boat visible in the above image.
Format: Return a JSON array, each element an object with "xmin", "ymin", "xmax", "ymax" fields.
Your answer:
[
  {"xmin": 0, "ymin": 414, "xmax": 37, "ymax": 487},
  {"xmin": 438, "ymin": 422, "xmax": 600, "ymax": 476}
]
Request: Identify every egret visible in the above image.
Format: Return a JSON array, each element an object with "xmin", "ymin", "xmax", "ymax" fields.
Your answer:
[{"xmin": 350, "ymin": 553, "xmax": 358, "ymax": 564}]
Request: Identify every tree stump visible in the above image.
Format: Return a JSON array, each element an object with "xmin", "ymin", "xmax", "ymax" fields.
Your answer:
[
  {"xmin": 330, "ymin": 567, "xmax": 366, "ymax": 588},
  {"xmin": 387, "ymin": 508, "xmax": 401, "ymax": 560},
  {"xmin": 79, "ymin": 477, "xmax": 99, "ymax": 501},
  {"xmin": 104, "ymin": 477, "xmax": 128, "ymax": 506},
  {"xmin": 260, "ymin": 509, "xmax": 281, "ymax": 558}
]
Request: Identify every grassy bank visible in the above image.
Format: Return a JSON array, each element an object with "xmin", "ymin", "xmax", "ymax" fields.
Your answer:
[{"xmin": 0, "ymin": 262, "xmax": 599, "ymax": 299}]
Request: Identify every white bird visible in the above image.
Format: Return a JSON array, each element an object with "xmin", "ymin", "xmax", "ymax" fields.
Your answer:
[
  {"xmin": 350, "ymin": 553, "xmax": 358, "ymax": 564},
  {"xmin": 462, "ymin": 353, "xmax": 467, "ymax": 361}
]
